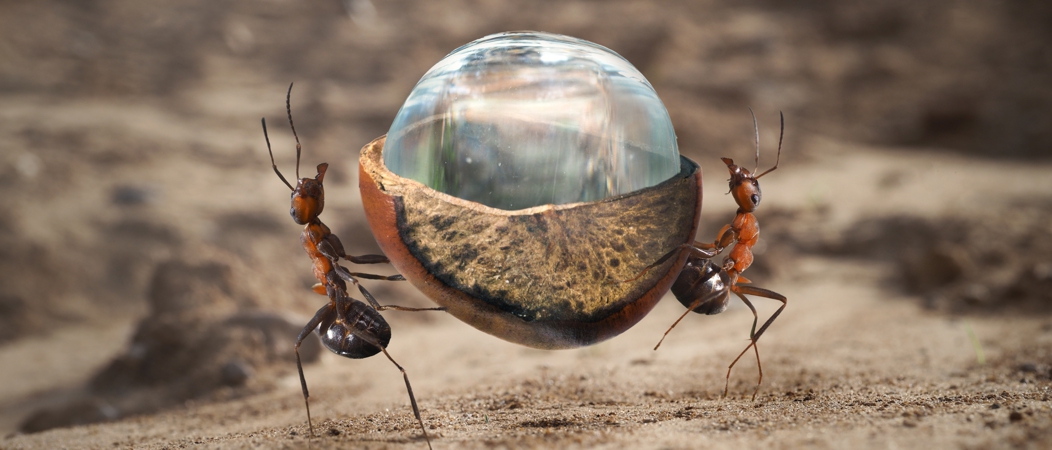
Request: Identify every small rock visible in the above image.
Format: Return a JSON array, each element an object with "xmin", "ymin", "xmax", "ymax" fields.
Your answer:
[
  {"xmin": 111, "ymin": 185, "xmax": 157, "ymax": 206},
  {"xmin": 905, "ymin": 245, "xmax": 969, "ymax": 291},
  {"xmin": 20, "ymin": 398, "xmax": 120, "ymax": 433},
  {"xmin": 220, "ymin": 360, "xmax": 252, "ymax": 386}
]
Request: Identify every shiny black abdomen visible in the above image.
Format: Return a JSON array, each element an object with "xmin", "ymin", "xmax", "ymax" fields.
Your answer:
[
  {"xmin": 671, "ymin": 257, "xmax": 731, "ymax": 315},
  {"xmin": 318, "ymin": 300, "xmax": 392, "ymax": 359}
]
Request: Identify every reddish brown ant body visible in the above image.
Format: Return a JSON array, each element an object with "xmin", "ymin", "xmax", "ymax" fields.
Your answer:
[
  {"xmin": 263, "ymin": 83, "xmax": 441, "ymax": 448},
  {"xmin": 643, "ymin": 111, "xmax": 788, "ymax": 400}
]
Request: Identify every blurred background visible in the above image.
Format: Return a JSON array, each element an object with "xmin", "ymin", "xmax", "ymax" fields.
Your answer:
[{"xmin": 1, "ymin": 0, "xmax": 1050, "ymax": 444}]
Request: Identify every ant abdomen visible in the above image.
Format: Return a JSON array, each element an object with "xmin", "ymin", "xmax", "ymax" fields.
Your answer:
[
  {"xmin": 671, "ymin": 257, "xmax": 730, "ymax": 315},
  {"xmin": 319, "ymin": 300, "xmax": 392, "ymax": 359}
]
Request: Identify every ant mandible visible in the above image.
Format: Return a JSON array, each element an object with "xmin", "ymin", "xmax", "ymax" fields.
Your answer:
[
  {"xmin": 263, "ymin": 83, "xmax": 443, "ymax": 448},
  {"xmin": 639, "ymin": 110, "xmax": 788, "ymax": 400}
]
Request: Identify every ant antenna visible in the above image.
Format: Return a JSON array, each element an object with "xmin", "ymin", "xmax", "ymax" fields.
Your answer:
[
  {"xmin": 262, "ymin": 118, "xmax": 294, "ymax": 191},
  {"xmin": 285, "ymin": 82, "xmax": 302, "ymax": 180},
  {"xmin": 750, "ymin": 107, "xmax": 760, "ymax": 173},
  {"xmin": 755, "ymin": 111, "xmax": 784, "ymax": 180}
]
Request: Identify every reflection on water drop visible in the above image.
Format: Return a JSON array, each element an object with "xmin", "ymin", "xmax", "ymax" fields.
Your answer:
[{"xmin": 384, "ymin": 32, "xmax": 679, "ymax": 210}]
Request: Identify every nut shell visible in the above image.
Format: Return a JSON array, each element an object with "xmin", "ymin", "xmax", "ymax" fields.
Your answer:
[{"xmin": 359, "ymin": 136, "xmax": 702, "ymax": 349}]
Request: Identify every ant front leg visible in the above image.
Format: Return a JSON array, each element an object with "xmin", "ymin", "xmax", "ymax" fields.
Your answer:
[
  {"xmin": 620, "ymin": 225, "xmax": 738, "ymax": 285},
  {"xmin": 309, "ymin": 228, "xmax": 402, "ymax": 282},
  {"xmin": 338, "ymin": 269, "xmax": 406, "ymax": 282},
  {"xmin": 723, "ymin": 284, "xmax": 787, "ymax": 400},
  {"xmin": 316, "ymin": 236, "xmax": 410, "ymax": 286},
  {"xmin": 318, "ymin": 233, "xmax": 393, "ymax": 265},
  {"xmin": 618, "ymin": 243, "xmax": 719, "ymax": 284},
  {"xmin": 332, "ymin": 265, "xmax": 444, "ymax": 313},
  {"xmin": 345, "ymin": 253, "xmax": 393, "ymax": 265},
  {"xmin": 714, "ymin": 224, "xmax": 737, "ymax": 251}
]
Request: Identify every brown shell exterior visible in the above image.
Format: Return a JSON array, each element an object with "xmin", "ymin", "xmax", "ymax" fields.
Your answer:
[{"xmin": 359, "ymin": 136, "xmax": 702, "ymax": 349}]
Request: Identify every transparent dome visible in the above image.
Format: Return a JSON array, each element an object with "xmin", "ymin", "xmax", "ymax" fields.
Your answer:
[{"xmin": 384, "ymin": 31, "xmax": 680, "ymax": 211}]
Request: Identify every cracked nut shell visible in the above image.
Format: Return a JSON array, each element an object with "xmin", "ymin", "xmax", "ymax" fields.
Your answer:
[{"xmin": 359, "ymin": 135, "xmax": 703, "ymax": 349}]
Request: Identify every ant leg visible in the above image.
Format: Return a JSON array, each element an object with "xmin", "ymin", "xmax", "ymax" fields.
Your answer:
[
  {"xmin": 341, "ymin": 271, "xmax": 406, "ymax": 282},
  {"xmin": 333, "ymin": 265, "xmax": 443, "ymax": 312},
  {"xmin": 357, "ymin": 283, "xmax": 445, "ymax": 313},
  {"xmin": 715, "ymin": 225, "xmax": 737, "ymax": 251},
  {"xmin": 316, "ymin": 235, "xmax": 347, "ymax": 262},
  {"xmin": 365, "ymin": 287, "xmax": 444, "ymax": 312},
  {"xmin": 653, "ymin": 264, "xmax": 712, "ymax": 351},
  {"xmin": 332, "ymin": 262, "xmax": 404, "ymax": 284},
  {"xmin": 616, "ymin": 243, "xmax": 718, "ymax": 284},
  {"xmin": 724, "ymin": 291, "xmax": 759, "ymax": 399},
  {"xmin": 724, "ymin": 285, "xmax": 787, "ymax": 400},
  {"xmin": 314, "ymin": 237, "xmax": 405, "ymax": 308},
  {"xmin": 345, "ymin": 254, "xmax": 391, "ymax": 265},
  {"xmin": 296, "ymin": 303, "xmax": 335, "ymax": 438},
  {"xmin": 339, "ymin": 324, "xmax": 434, "ymax": 450},
  {"xmin": 379, "ymin": 346, "xmax": 433, "ymax": 450},
  {"xmin": 318, "ymin": 234, "xmax": 393, "ymax": 265},
  {"xmin": 654, "ymin": 308, "xmax": 695, "ymax": 351},
  {"xmin": 734, "ymin": 285, "xmax": 787, "ymax": 341}
]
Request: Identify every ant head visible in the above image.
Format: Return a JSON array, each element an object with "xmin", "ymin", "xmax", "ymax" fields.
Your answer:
[
  {"xmin": 722, "ymin": 110, "xmax": 784, "ymax": 213},
  {"xmin": 290, "ymin": 163, "xmax": 327, "ymax": 225},
  {"xmin": 722, "ymin": 157, "xmax": 762, "ymax": 212},
  {"xmin": 263, "ymin": 83, "xmax": 330, "ymax": 225}
]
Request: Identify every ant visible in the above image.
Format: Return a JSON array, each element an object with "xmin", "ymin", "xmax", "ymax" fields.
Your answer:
[
  {"xmin": 635, "ymin": 110, "xmax": 788, "ymax": 400},
  {"xmin": 263, "ymin": 83, "xmax": 443, "ymax": 448}
]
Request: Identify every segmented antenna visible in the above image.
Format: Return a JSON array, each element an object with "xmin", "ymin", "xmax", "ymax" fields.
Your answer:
[
  {"xmin": 262, "ymin": 118, "xmax": 294, "ymax": 191},
  {"xmin": 285, "ymin": 82, "xmax": 302, "ymax": 180},
  {"xmin": 755, "ymin": 111, "xmax": 784, "ymax": 180}
]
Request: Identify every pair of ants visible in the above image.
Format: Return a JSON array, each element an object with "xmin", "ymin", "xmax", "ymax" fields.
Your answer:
[{"xmin": 264, "ymin": 83, "xmax": 785, "ymax": 448}]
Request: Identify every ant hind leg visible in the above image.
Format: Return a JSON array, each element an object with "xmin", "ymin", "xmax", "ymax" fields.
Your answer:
[
  {"xmin": 724, "ymin": 285, "xmax": 787, "ymax": 400},
  {"xmin": 379, "ymin": 347, "xmax": 433, "ymax": 450},
  {"xmin": 724, "ymin": 291, "xmax": 760, "ymax": 399},
  {"xmin": 340, "ymin": 324, "xmax": 434, "ymax": 450}
]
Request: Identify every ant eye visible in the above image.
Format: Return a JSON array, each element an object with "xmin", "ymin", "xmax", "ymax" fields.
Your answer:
[{"xmin": 751, "ymin": 194, "xmax": 760, "ymax": 205}]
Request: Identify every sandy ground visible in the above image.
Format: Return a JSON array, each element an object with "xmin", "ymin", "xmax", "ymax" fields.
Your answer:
[
  {"xmin": 2, "ymin": 1, "xmax": 1051, "ymax": 449},
  {"xmin": 4, "ymin": 139, "xmax": 1052, "ymax": 449}
]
